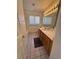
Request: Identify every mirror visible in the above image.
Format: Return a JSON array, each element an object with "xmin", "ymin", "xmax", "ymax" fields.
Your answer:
[
  {"xmin": 43, "ymin": 0, "xmax": 60, "ymax": 29},
  {"xmin": 43, "ymin": 10, "xmax": 58, "ymax": 28}
]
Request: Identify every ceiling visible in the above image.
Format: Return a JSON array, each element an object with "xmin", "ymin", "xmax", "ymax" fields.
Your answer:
[{"xmin": 23, "ymin": 0, "xmax": 54, "ymax": 12}]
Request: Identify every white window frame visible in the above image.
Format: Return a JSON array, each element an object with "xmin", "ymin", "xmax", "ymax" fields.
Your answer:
[{"xmin": 29, "ymin": 16, "xmax": 40, "ymax": 25}]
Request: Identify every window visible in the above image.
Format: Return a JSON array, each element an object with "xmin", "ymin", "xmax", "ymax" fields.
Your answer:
[
  {"xmin": 29, "ymin": 16, "xmax": 40, "ymax": 25},
  {"xmin": 43, "ymin": 17, "xmax": 52, "ymax": 25}
]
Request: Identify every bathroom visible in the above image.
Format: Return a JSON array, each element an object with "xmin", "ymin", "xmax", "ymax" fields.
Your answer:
[{"xmin": 17, "ymin": 0, "xmax": 60, "ymax": 59}]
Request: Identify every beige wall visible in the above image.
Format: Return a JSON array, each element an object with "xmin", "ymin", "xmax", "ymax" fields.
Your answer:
[
  {"xmin": 17, "ymin": 0, "xmax": 27, "ymax": 59},
  {"xmin": 17, "ymin": 0, "xmax": 26, "ymax": 35},
  {"xmin": 49, "ymin": 8, "xmax": 61, "ymax": 59}
]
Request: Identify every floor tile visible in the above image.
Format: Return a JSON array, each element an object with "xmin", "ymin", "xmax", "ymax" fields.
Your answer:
[
  {"xmin": 39, "ymin": 47, "xmax": 47, "ymax": 55},
  {"xmin": 31, "ymin": 56, "xmax": 42, "ymax": 59},
  {"xmin": 26, "ymin": 32, "xmax": 48, "ymax": 59},
  {"xmin": 31, "ymin": 50, "xmax": 41, "ymax": 58},
  {"xmin": 26, "ymin": 56, "xmax": 31, "ymax": 59},
  {"xmin": 38, "ymin": 46, "xmax": 45, "ymax": 50},
  {"xmin": 41, "ymin": 54, "xmax": 49, "ymax": 59}
]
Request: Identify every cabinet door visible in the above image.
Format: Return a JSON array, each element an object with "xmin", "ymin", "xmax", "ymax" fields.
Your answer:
[
  {"xmin": 48, "ymin": 40, "xmax": 53, "ymax": 56},
  {"xmin": 39, "ymin": 30, "xmax": 53, "ymax": 56},
  {"xmin": 43, "ymin": 35, "xmax": 49, "ymax": 52}
]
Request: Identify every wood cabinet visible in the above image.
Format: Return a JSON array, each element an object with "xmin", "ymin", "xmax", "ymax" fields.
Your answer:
[{"xmin": 39, "ymin": 29, "xmax": 53, "ymax": 56}]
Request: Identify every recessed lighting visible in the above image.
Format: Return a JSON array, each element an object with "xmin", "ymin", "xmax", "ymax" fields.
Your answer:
[{"xmin": 32, "ymin": 3, "xmax": 35, "ymax": 6}]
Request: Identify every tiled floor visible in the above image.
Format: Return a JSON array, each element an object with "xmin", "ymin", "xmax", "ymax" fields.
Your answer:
[{"xmin": 26, "ymin": 32, "xmax": 49, "ymax": 59}]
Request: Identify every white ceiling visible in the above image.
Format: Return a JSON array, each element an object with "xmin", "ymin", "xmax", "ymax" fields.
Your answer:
[{"xmin": 23, "ymin": 0, "xmax": 54, "ymax": 12}]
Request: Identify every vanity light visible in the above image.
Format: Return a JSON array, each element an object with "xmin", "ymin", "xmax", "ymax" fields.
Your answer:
[
  {"xmin": 43, "ymin": 1, "xmax": 59, "ymax": 16},
  {"xmin": 44, "ymin": 7, "xmax": 58, "ymax": 16},
  {"xmin": 44, "ymin": 6, "xmax": 54, "ymax": 15}
]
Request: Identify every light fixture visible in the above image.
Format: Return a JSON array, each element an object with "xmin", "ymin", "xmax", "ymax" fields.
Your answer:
[
  {"xmin": 43, "ymin": 1, "xmax": 59, "ymax": 16},
  {"xmin": 32, "ymin": 3, "xmax": 35, "ymax": 6},
  {"xmin": 44, "ymin": 7, "xmax": 58, "ymax": 16}
]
